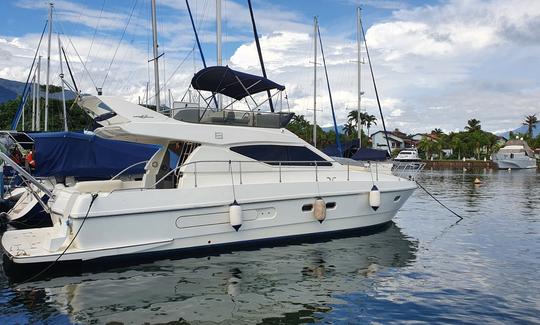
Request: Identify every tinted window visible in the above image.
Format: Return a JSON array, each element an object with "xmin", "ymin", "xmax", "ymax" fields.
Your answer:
[{"xmin": 231, "ymin": 145, "xmax": 331, "ymax": 166}]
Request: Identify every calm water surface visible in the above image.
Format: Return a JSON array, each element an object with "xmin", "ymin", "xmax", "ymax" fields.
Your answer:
[{"xmin": 0, "ymin": 169, "xmax": 539, "ymax": 324}]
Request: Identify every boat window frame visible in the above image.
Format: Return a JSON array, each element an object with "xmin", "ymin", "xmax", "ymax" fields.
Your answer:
[{"xmin": 230, "ymin": 144, "xmax": 332, "ymax": 166}]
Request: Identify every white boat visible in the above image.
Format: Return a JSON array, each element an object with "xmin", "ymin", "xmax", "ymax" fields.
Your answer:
[
  {"xmin": 492, "ymin": 139, "xmax": 537, "ymax": 169},
  {"xmin": 394, "ymin": 148, "xmax": 421, "ymax": 162},
  {"xmin": 1, "ymin": 68, "xmax": 416, "ymax": 269}
]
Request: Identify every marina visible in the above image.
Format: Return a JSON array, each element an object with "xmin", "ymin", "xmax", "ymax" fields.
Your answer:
[
  {"xmin": 0, "ymin": 0, "xmax": 539, "ymax": 323},
  {"xmin": 0, "ymin": 169, "xmax": 538, "ymax": 323}
]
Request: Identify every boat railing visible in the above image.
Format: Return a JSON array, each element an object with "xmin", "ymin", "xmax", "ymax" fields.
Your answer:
[
  {"xmin": 391, "ymin": 161, "xmax": 425, "ymax": 180},
  {"xmin": 170, "ymin": 107, "xmax": 294, "ymax": 129},
  {"xmin": 145, "ymin": 159, "xmax": 416, "ymax": 190},
  {"xmin": 110, "ymin": 160, "xmax": 149, "ymax": 180}
]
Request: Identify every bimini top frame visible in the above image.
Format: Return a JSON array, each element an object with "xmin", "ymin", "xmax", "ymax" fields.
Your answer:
[{"xmin": 172, "ymin": 66, "xmax": 293, "ymax": 128}]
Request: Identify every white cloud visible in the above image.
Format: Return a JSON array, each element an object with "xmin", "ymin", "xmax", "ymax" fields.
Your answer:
[{"xmin": 3, "ymin": 0, "xmax": 540, "ymax": 134}]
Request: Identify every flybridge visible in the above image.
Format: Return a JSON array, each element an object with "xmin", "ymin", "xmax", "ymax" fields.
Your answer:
[
  {"xmin": 191, "ymin": 66, "xmax": 285, "ymax": 101},
  {"xmin": 172, "ymin": 66, "xmax": 293, "ymax": 129}
]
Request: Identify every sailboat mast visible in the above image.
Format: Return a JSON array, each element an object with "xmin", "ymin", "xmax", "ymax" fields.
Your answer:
[
  {"xmin": 151, "ymin": 0, "xmax": 161, "ymax": 112},
  {"xmin": 313, "ymin": 16, "xmax": 318, "ymax": 147},
  {"xmin": 357, "ymin": 7, "xmax": 362, "ymax": 147},
  {"xmin": 216, "ymin": 0, "xmax": 222, "ymax": 109},
  {"xmin": 36, "ymin": 56, "xmax": 41, "ymax": 131},
  {"xmin": 32, "ymin": 74, "xmax": 36, "ymax": 131},
  {"xmin": 44, "ymin": 2, "xmax": 53, "ymax": 131},
  {"xmin": 58, "ymin": 34, "xmax": 68, "ymax": 131}
]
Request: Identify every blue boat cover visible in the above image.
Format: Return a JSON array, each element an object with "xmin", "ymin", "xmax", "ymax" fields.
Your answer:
[
  {"xmin": 191, "ymin": 66, "xmax": 285, "ymax": 100},
  {"xmin": 30, "ymin": 132, "xmax": 160, "ymax": 178}
]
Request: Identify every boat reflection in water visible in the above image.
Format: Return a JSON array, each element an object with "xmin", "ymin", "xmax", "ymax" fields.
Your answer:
[{"xmin": 7, "ymin": 221, "xmax": 417, "ymax": 323}]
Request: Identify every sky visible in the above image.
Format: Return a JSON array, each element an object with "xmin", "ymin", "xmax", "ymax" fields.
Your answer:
[{"xmin": 0, "ymin": 0, "xmax": 539, "ymax": 134}]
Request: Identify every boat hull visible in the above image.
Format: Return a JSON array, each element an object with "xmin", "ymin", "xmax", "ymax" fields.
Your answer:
[
  {"xmin": 2, "ymin": 181, "xmax": 416, "ymax": 266},
  {"xmin": 493, "ymin": 159, "xmax": 537, "ymax": 169}
]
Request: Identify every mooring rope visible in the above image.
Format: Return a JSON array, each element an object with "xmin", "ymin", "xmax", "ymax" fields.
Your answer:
[{"xmin": 20, "ymin": 193, "xmax": 98, "ymax": 283}]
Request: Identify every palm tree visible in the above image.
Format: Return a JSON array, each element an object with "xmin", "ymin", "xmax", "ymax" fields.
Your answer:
[
  {"xmin": 465, "ymin": 119, "xmax": 481, "ymax": 132},
  {"xmin": 431, "ymin": 128, "xmax": 444, "ymax": 136},
  {"xmin": 417, "ymin": 137, "xmax": 433, "ymax": 160},
  {"xmin": 364, "ymin": 114, "xmax": 377, "ymax": 136},
  {"xmin": 523, "ymin": 114, "xmax": 538, "ymax": 138},
  {"xmin": 347, "ymin": 110, "xmax": 358, "ymax": 126},
  {"xmin": 343, "ymin": 122, "xmax": 356, "ymax": 137}
]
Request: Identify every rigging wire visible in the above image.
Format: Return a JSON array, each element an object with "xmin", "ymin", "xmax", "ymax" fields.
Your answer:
[
  {"xmin": 317, "ymin": 24, "xmax": 343, "ymax": 156},
  {"xmin": 359, "ymin": 16, "xmax": 391, "ymax": 154},
  {"xmin": 81, "ymin": 0, "xmax": 106, "ymax": 87},
  {"xmin": 100, "ymin": 0, "xmax": 139, "ymax": 90},
  {"xmin": 146, "ymin": 47, "xmax": 195, "ymax": 103},
  {"xmin": 10, "ymin": 20, "xmax": 48, "ymax": 130},
  {"xmin": 56, "ymin": 18, "xmax": 99, "ymax": 92}
]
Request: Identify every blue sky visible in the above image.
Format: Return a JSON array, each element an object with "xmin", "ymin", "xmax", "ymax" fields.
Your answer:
[{"xmin": 1, "ymin": 0, "xmax": 539, "ymax": 133}]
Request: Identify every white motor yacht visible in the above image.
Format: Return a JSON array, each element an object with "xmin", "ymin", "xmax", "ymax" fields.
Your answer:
[
  {"xmin": 1, "ymin": 69, "xmax": 417, "ymax": 269},
  {"xmin": 394, "ymin": 148, "xmax": 421, "ymax": 162},
  {"xmin": 492, "ymin": 139, "xmax": 537, "ymax": 169}
]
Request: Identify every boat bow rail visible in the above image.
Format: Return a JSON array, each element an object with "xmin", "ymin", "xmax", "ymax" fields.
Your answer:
[{"xmin": 0, "ymin": 152, "xmax": 53, "ymax": 198}]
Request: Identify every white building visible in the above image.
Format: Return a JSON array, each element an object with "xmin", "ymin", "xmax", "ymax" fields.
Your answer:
[{"xmin": 371, "ymin": 131, "xmax": 405, "ymax": 152}]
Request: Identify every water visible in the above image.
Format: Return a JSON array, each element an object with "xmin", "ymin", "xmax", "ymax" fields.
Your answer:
[{"xmin": 1, "ymin": 169, "xmax": 538, "ymax": 324}]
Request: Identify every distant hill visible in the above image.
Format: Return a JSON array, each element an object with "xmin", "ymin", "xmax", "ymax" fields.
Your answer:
[
  {"xmin": 0, "ymin": 78, "xmax": 76, "ymax": 104},
  {"xmin": 497, "ymin": 124, "xmax": 540, "ymax": 139},
  {"xmin": 0, "ymin": 86, "xmax": 17, "ymax": 103}
]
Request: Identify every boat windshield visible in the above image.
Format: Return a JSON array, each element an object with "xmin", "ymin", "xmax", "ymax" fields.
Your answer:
[{"xmin": 172, "ymin": 107, "xmax": 294, "ymax": 129}]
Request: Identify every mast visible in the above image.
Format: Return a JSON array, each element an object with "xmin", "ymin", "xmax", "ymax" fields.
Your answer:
[
  {"xmin": 317, "ymin": 24, "xmax": 343, "ymax": 157},
  {"xmin": 32, "ymin": 74, "xmax": 36, "ymax": 131},
  {"xmin": 58, "ymin": 34, "xmax": 68, "ymax": 131},
  {"xmin": 357, "ymin": 7, "xmax": 362, "ymax": 147},
  {"xmin": 247, "ymin": 0, "xmax": 274, "ymax": 112},
  {"xmin": 44, "ymin": 2, "xmax": 53, "ymax": 131},
  {"xmin": 150, "ymin": 0, "xmax": 161, "ymax": 112},
  {"xmin": 36, "ymin": 56, "xmax": 41, "ymax": 131},
  {"xmin": 313, "ymin": 16, "xmax": 318, "ymax": 147},
  {"xmin": 216, "ymin": 0, "xmax": 222, "ymax": 109}
]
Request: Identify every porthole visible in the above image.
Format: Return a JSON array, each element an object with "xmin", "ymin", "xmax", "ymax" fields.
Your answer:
[
  {"xmin": 302, "ymin": 204, "xmax": 313, "ymax": 212},
  {"xmin": 393, "ymin": 196, "xmax": 401, "ymax": 202},
  {"xmin": 326, "ymin": 202, "xmax": 336, "ymax": 209}
]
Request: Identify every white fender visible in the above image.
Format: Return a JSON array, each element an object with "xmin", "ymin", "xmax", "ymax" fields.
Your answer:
[
  {"xmin": 313, "ymin": 198, "xmax": 326, "ymax": 223},
  {"xmin": 229, "ymin": 201, "xmax": 242, "ymax": 231},
  {"xmin": 369, "ymin": 185, "xmax": 381, "ymax": 211}
]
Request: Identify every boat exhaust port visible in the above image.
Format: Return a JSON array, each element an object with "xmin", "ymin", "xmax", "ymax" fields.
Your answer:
[
  {"xmin": 229, "ymin": 201, "xmax": 242, "ymax": 231},
  {"xmin": 313, "ymin": 198, "xmax": 326, "ymax": 223},
  {"xmin": 369, "ymin": 185, "xmax": 381, "ymax": 211}
]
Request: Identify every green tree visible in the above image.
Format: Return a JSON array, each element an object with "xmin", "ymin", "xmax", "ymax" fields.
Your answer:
[
  {"xmin": 465, "ymin": 118, "xmax": 481, "ymax": 132},
  {"xmin": 417, "ymin": 136, "xmax": 433, "ymax": 159},
  {"xmin": 343, "ymin": 121, "xmax": 356, "ymax": 137},
  {"xmin": 523, "ymin": 114, "xmax": 538, "ymax": 138},
  {"xmin": 364, "ymin": 114, "xmax": 377, "ymax": 137}
]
